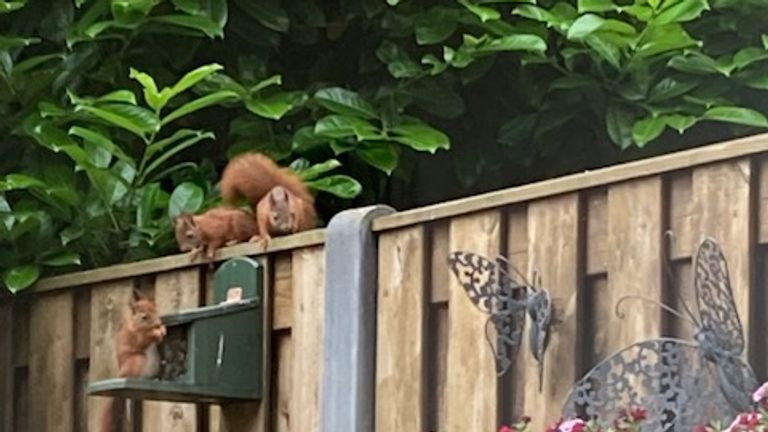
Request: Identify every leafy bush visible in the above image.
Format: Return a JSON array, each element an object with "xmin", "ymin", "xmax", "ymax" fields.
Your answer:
[{"xmin": 3, "ymin": 0, "xmax": 768, "ymax": 292}]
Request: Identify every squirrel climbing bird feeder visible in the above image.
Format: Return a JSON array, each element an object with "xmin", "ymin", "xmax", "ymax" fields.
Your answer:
[{"xmin": 87, "ymin": 256, "xmax": 266, "ymax": 403}]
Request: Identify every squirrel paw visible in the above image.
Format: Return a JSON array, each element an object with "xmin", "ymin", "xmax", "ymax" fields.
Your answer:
[
  {"xmin": 249, "ymin": 234, "xmax": 271, "ymax": 249},
  {"xmin": 188, "ymin": 247, "xmax": 202, "ymax": 262}
]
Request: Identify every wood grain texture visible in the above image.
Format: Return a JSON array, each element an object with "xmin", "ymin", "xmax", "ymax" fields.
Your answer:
[
  {"xmin": 142, "ymin": 269, "xmax": 201, "ymax": 432},
  {"xmin": 0, "ymin": 304, "xmax": 12, "ymax": 432},
  {"xmin": 603, "ymin": 178, "xmax": 664, "ymax": 353},
  {"xmin": 28, "ymin": 291, "xmax": 75, "ymax": 432},
  {"xmin": 505, "ymin": 206, "xmax": 529, "ymax": 417},
  {"xmin": 88, "ymin": 279, "xmax": 136, "ymax": 432},
  {"xmin": 32, "ymin": 229, "xmax": 325, "ymax": 294},
  {"xmin": 290, "ymin": 246, "xmax": 326, "ymax": 432},
  {"xmin": 429, "ymin": 221, "xmax": 450, "ymax": 303},
  {"xmin": 273, "ymin": 333, "xmax": 293, "ymax": 432},
  {"xmin": 693, "ymin": 160, "xmax": 753, "ymax": 356},
  {"xmin": 273, "ymin": 253, "xmax": 293, "ymax": 330},
  {"xmin": 75, "ymin": 290, "xmax": 91, "ymax": 360},
  {"xmin": 443, "ymin": 211, "xmax": 501, "ymax": 432},
  {"xmin": 759, "ymin": 156, "xmax": 768, "ymax": 244},
  {"xmin": 12, "ymin": 302, "xmax": 28, "ymax": 367},
  {"xmin": 373, "ymin": 133, "xmax": 768, "ymax": 232},
  {"xmin": 586, "ymin": 190, "xmax": 608, "ymax": 275},
  {"xmin": 522, "ymin": 194, "xmax": 581, "ymax": 431},
  {"xmin": 668, "ymin": 173, "xmax": 695, "ymax": 259},
  {"xmin": 375, "ymin": 227, "xmax": 426, "ymax": 431}
]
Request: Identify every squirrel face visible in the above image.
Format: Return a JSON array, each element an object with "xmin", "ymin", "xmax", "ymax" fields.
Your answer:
[
  {"xmin": 129, "ymin": 290, "xmax": 166, "ymax": 339},
  {"xmin": 174, "ymin": 213, "xmax": 203, "ymax": 251},
  {"xmin": 268, "ymin": 186, "xmax": 295, "ymax": 235}
]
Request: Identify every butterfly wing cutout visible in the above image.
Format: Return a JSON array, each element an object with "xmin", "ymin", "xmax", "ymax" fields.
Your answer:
[
  {"xmin": 562, "ymin": 338, "xmax": 736, "ymax": 431},
  {"xmin": 448, "ymin": 251, "xmax": 528, "ymax": 375},
  {"xmin": 527, "ymin": 288, "xmax": 552, "ymax": 390},
  {"xmin": 694, "ymin": 237, "xmax": 745, "ymax": 355},
  {"xmin": 693, "ymin": 238, "xmax": 758, "ymax": 408}
]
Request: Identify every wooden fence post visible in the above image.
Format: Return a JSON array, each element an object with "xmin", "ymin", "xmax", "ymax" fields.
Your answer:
[{"xmin": 321, "ymin": 205, "xmax": 395, "ymax": 432}]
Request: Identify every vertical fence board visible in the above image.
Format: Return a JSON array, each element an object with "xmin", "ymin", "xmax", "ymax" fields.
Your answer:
[
  {"xmin": 75, "ymin": 360, "xmax": 89, "ymax": 432},
  {"xmin": 273, "ymin": 253, "xmax": 293, "ymax": 330},
  {"xmin": 273, "ymin": 333, "xmax": 293, "ymax": 432},
  {"xmin": 669, "ymin": 173, "xmax": 695, "ymax": 259},
  {"xmin": 505, "ymin": 206, "xmax": 529, "ymax": 418},
  {"xmin": 758, "ymin": 157, "xmax": 768, "ymax": 244},
  {"xmin": 444, "ymin": 211, "xmax": 501, "ymax": 432},
  {"xmin": 430, "ymin": 221, "xmax": 451, "ymax": 304},
  {"xmin": 28, "ymin": 291, "xmax": 75, "ymax": 432},
  {"xmin": 75, "ymin": 290, "xmax": 91, "ymax": 360},
  {"xmin": 290, "ymin": 246, "xmax": 325, "ymax": 432},
  {"xmin": 375, "ymin": 226, "xmax": 426, "ymax": 431},
  {"xmin": 13, "ymin": 302, "xmax": 29, "ymax": 367},
  {"xmin": 693, "ymin": 160, "xmax": 753, "ymax": 356},
  {"xmin": 586, "ymin": 191, "xmax": 608, "ymax": 276},
  {"xmin": 14, "ymin": 368, "xmax": 28, "ymax": 432},
  {"xmin": 0, "ymin": 304, "xmax": 12, "ymax": 432},
  {"xmin": 88, "ymin": 280, "xmax": 136, "ymax": 432},
  {"xmin": 603, "ymin": 178, "xmax": 664, "ymax": 352},
  {"xmin": 143, "ymin": 269, "xmax": 200, "ymax": 431},
  {"xmin": 523, "ymin": 194, "xmax": 581, "ymax": 431}
]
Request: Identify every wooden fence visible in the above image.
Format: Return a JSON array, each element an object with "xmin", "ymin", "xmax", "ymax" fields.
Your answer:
[
  {"xmin": 5, "ymin": 132, "xmax": 768, "ymax": 431},
  {"xmin": 0, "ymin": 231, "xmax": 326, "ymax": 432}
]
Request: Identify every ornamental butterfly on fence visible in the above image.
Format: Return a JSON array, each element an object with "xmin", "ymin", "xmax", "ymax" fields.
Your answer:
[
  {"xmin": 447, "ymin": 251, "xmax": 552, "ymax": 384},
  {"xmin": 561, "ymin": 237, "xmax": 758, "ymax": 431}
]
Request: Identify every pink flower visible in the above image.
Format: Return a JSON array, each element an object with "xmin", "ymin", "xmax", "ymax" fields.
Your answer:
[
  {"xmin": 753, "ymin": 381, "xmax": 768, "ymax": 404},
  {"xmin": 725, "ymin": 412, "xmax": 761, "ymax": 431},
  {"xmin": 499, "ymin": 426, "xmax": 516, "ymax": 432},
  {"xmin": 558, "ymin": 418, "xmax": 587, "ymax": 432}
]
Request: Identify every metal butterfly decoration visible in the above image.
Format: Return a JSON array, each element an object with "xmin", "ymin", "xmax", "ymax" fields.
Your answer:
[
  {"xmin": 562, "ymin": 237, "xmax": 758, "ymax": 431},
  {"xmin": 447, "ymin": 251, "xmax": 552, "ymax": 386}
]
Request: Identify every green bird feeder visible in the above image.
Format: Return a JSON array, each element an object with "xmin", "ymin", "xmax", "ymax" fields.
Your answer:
[{"xmin": 88, "ymin": 257, "xmax": 266, "ymax": 404}]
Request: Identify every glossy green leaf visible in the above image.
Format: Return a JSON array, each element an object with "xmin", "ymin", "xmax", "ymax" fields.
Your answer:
[
  {"xmin": 141, "ymin": 132, "xmax": 214, "ymax": 183},
  {"xmin": 314, "ymin": 115, "xmax": 381, "ymax": 140},
  {"xmin": 390, "ymin": 121, "xmax": 450, "ymax": 153},
  {"xmin": 68, "ymin": 126, "xmax": 132, "ymax": 164},
  {"xmin": 415, "ymin": 8, "xmax": 458, "ymax": 45},
  {"xmin": 632, "ymin": 116, "xmax": 666, "ymax": 147},
  {"xmin": 97, "ymin": 90, "xmax": 137, "ymax": 104},
  {"xmin": 476, "ymin": 34, "xmax": 547, "ymax": 54},
  {"xmin": 41, "ymin": 251, "xmax": 82, "ymax": 267},
  {"xmin": 250, "ymin": 74, "xmax": 282, "ymax": 93},
  {"xmin": 458, "ymin": 0, "xmax": 500, "ymax": 22},
  {"xmin": 635, "ymin": 24, "xmax": 699, "ymax": 59},
  {"xmin": 654, "ymin": 0, "xmax": 709, "ymax": 25},
  {"xmin": 356, "ymin": 142, "xmax": 399, "ymax": 174},
  {"xmin": 297, "ymin": 159, "xmax": 341, "ymax": 181},
  {"xmin": 59, "ymin": 226, "xmax": 83, "ymax": 246},
  {"xmin": 3, "ymin": 265, "xmax": 40, "ymax": 293},
  {"xmin": 314, "ymin": 87, "xmax": 378, "ymax": 120},
  {"xmin": 305, "ymin": 175, "xmax": 362, "ymax": 199},
  {"xmin": 161, "ymin": 90, "xmax": 238, "ymax": 126},
  {"xmin": 168, "ymin": 182, "xmax": 203, "ymax": 218},
  {"xmin": 146, "ymin": 129, "xmax": 210, "ymax": 156},
  {"xmin": 578, "ymin": 0, "xmax": 616, "ymax": 13},
  {"xmin": 245, "ymin": 91, "xmax": 304, "ymax": 120},
  {"xmin": 662, "ymin": 114, "xmax": 698, "ymax": 133},
  {"xmin": 129, "ymin": 68, "xmax": 163, "ymax": 111},
  {"xmin": 76, "ymin": 103, "xmax": 160, "ymax": 139},
  {"xmin": 606, "ymin": 104, "xmax": 637, "ymax": 149},
  {"xmin": 704, "ymin": 106, "xmax": 768, "ymax": 128},
  {"xmin": 0, "ymin": 2, "xmax": 25, "ymax": 13},
  {"xmin": 567, "ymin": 14, "xmax": 636, "ymax": 40},
  {"xmin": 169, "ymin": 63, "xmax": 225, "ymax": 97},
  {"xmin": 152, "ymin": 14, "xmax": 224, "ymax": 38},
  {"xmin": 0, "ymin": 35, "xmax": 40, "ymax": 50}
]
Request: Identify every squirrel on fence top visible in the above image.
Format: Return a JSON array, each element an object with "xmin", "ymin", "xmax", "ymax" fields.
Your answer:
[{"xmin": 174, "ymin": 151, "xmax": 318, "ymax": 261}]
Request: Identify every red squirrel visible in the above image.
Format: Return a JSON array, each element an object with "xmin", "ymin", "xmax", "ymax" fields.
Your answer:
[
  {"xmin": 173, "ymin": 152, "xmax": 318, "ymax": 258},
  {"xmin": 99, "ymin": 290, "xmax": 167, "ymax": 432},
  {"xmin": 220, "ymin": 152, "xmax": 318, "ymax": 247},
  {"xmin": 174, "ymin": 207, "xmax": 259, "ymax": 261}
]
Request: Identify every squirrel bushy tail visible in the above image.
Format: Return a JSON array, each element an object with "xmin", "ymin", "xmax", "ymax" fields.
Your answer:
[{"xmin": 220, "ymin": 152, "xmax": 314, "ymax": 208}]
